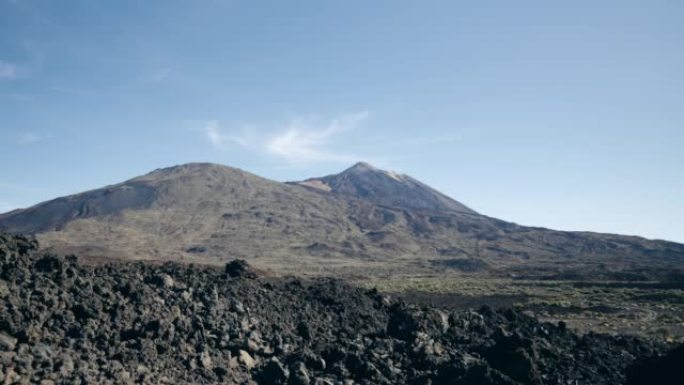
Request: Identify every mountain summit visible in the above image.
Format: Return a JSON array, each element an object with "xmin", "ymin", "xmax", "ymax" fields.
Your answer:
[
  {"xmin": 1, "ymin": 162, "xmax": 683, "ymax": 277},
  {"xmin": 297, "ymin": 162, "xmax": 476, "ymax": 214}
]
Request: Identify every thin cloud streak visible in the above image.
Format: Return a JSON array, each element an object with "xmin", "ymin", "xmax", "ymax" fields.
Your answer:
[
  {"xmin": 203, "ymin": 112, "xmax": 369, "ymax": 165},
  {"xmin": 204, "ymin": 121, "xmax": 254, "ymax": 149},
  {"xmin": 266, "ymin": 111, "xmax": 368, "ymax": 164},
  {"xmin": 0, "ymin": 60, "xmax": 19, "ymax": 79},
  {"xmin": 17, "ymin": 132, "xmax": 52, "ymax": 145}
]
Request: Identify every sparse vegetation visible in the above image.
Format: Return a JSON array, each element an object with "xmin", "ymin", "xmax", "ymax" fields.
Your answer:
[{"xmin": 355, "ymin": 277, "xmax": 684, "ymax": 342}]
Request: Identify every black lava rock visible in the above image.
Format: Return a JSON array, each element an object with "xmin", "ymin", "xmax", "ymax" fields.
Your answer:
[
  {"xmin": 626, "ymin": 344, "xmax": 684, "ymax": 385},
  {"xmin": 0, "ymin": 232, "xmax": 675, "ymax": 385},
  {"xmin": 225, "ymin": 259, "xmax": 257, "ymax": 279}
]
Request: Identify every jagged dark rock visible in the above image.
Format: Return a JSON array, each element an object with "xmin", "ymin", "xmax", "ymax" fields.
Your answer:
[
  {"xmin": 625, "ymin": 344, "xmax": 684, "ymax": 385},
  {"xmin": 0, "ymin": 233, "xmax": 679, "ymax": 384},
  {"xmin": 225, "ymin": 259, "xmax": 257, "ymax": 279}
]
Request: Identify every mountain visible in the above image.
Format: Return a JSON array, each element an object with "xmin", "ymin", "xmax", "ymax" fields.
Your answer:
[
  {"xmin": 1, "ymin": 162, "xmax": 683, "ymax": 278},
  {"xmin": 296, "ymin": 162, "xmax": 476, "ymax": 214}
]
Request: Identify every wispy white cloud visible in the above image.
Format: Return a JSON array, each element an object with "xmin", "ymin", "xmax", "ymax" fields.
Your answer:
[
  {"xmin": 0, "ymin": 60, "xmax": 19, "ymax": 79},
  {"xmin": 17, "ymin": 132, "xmax": 52, "ymax": 145},
  {"xmin": 0, "ymin": 43, "xmax": 45, "ymax": 82},
  {"xmin": 266, "ymin": 112, "xmax": 368, "ymax": 163},
  {"xmin": 203, "ymin": 111, "xmax": 369, "ymax": 165},
  {"xmin": 204, "ymin": 121, "xmax": 255, "ymax": 149}
]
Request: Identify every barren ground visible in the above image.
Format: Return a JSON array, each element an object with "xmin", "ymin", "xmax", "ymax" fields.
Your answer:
[{"xmin": 355, "ymin": 277, "xmax": 684, "ymax": 343}]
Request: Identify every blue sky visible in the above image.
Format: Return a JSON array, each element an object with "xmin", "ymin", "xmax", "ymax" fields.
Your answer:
[{"xmin": 1, "ymin": 0, "xmax": 682, "ymax": 242}]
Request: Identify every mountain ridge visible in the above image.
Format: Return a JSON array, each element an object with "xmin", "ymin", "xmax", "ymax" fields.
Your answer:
[{"xmin": 1, "ymin": 162, "xmax": 683, "ymax": 278}]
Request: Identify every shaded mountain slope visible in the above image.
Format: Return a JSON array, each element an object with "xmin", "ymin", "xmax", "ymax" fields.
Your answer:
[
  {"xmin": 0, "ymin": 181, "xmax": 156, "ymax": 234},
  {"xmin": 0, "ymin": 162, "xmax": 683, "ymax": 277}
]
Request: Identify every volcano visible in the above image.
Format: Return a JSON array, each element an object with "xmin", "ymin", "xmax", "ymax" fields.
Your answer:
[{"xmin": 1, "ymin": 162, "xmax": 682, "ymax": 278}]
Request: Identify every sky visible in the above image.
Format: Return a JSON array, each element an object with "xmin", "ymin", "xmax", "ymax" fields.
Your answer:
[{"xmin": 1, "ymin": 0, "xmax": 682, "ymax": 242}]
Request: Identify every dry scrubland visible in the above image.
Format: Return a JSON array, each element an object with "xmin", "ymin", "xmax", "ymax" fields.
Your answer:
[{"xmin": 356, "ymin": 277, "xmax": 684, "ymax": 342}]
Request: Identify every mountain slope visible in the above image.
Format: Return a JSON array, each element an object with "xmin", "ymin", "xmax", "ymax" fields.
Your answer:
[
  {"xmin": 1, "ymin": 162, "xmax": 683, "ymax": 278},
  {"xmin": 296, "ymin": 162, "xmax": 476, "ymax": 214}
]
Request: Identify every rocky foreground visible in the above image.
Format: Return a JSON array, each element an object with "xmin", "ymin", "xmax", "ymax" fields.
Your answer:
[{"xmin": 0, "ymin": 233, "xmax": 680, "ymax": 385}]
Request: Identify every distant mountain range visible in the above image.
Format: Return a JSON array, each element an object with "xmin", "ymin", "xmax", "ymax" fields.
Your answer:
[{"xmin": 1, "ymin": 162, "xmax": 683, "ymax": 278}]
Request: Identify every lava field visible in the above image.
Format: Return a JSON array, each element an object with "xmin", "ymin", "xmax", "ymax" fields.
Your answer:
[{"xmin": 0, "ymin": 233, "xmax": 680, "ymax": 384}]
